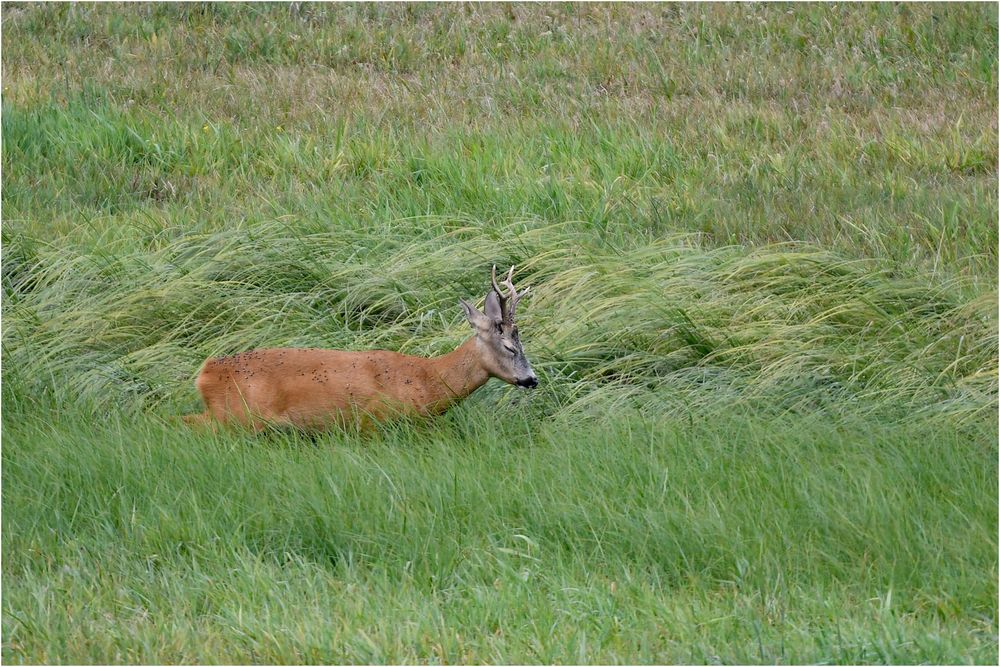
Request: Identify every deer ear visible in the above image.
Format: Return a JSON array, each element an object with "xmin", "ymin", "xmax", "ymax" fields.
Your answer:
[
  {"xmin": 459, "ymin": 298, "xmax": 489, "ymax": 329},
  {"xmin": 484, "ymin": 289, "xmax": 503, "ymax": 322}
]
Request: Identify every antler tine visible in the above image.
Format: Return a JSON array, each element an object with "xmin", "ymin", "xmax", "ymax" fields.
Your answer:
[
  {"xmin": 500, "ymin": 266, "xmax": 516, "ymax": 295},
  {"xmin": 491, "ymin": 264, "xmax": 510, "ymax": 321},
  {"xmin": 490, "ymin": 264, "xmax": 504, "ymax": 298},
  {"xmin": 502, "ymin": 265, "xmax": 529, "ymax": 323}
]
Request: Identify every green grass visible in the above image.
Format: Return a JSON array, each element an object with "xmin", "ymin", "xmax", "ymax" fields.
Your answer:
[
  {"xmin": 3, "ymin": 403, "xmax": 996, "ymax": 663},
  {"xmin": 2, "ymin": 3, "xmax": 997, "ymax": 663}
]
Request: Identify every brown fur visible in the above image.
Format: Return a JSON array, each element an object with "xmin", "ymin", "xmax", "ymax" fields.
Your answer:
[{"xmin": 185, "ymin": 338, "xmax": 491, "ymax": 431}]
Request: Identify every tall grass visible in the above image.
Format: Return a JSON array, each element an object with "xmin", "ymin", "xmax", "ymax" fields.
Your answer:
[
  {"xmin": 4, "ymin": 217, "xmax": 997, "ymax": 423},
  {"xmin": 4, "ymin": 399, "xmax": 996, "ymax": 663},
  {"xmin": 2, "ymin": 3, "xmax": 997, "ymax": 663}
]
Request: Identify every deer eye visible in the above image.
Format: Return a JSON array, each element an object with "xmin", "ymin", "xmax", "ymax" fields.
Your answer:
[{"xmin": 503, "ymin": 344, "xmax": 517, "ymax": 356}]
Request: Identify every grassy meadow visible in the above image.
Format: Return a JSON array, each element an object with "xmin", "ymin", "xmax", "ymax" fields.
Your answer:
[{"xmin": 2, "ymin": 3, "xmax": 998, "ymax": 663}]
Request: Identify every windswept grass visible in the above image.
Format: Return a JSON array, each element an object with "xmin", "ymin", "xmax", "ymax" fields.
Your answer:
[
  {"xmin": 2, "ymin": 3, "xmax": 997, "ymax": 664},
  {"xmin": 4, "ymin": 218, "xmax": 996, "ymax": 423}
]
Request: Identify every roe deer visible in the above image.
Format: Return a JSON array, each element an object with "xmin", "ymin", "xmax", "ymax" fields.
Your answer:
[{"xmin": 184, "ymin": 266, "xmax": 537, "ymax": 430}]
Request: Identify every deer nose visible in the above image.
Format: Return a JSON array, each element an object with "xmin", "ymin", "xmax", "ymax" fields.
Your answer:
[{"xmin": 517, "ymin": 376, "xmax": 538, "ymax": 389}]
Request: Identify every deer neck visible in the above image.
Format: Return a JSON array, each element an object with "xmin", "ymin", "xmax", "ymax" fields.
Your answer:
[{"xmin": 423, "ymin": 336, "xmax": 490, "ymax": 413}]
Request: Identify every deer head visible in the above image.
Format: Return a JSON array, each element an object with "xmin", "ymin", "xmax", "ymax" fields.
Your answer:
[{"xmin": 459, "ymin": 265, "xmax": 538, "ymax": 389}]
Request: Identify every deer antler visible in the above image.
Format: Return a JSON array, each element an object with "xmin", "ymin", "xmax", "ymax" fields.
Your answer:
[{"xmin": 491, "ymin": 264, "xmax": 530, "ymax": 324}]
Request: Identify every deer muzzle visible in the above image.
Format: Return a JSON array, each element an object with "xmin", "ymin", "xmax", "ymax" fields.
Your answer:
[{"xmin": 516, "ymin": 375, "xmax": 539, "ymax": 389}]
